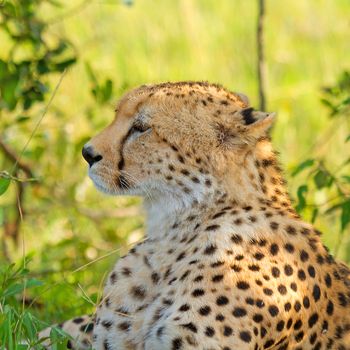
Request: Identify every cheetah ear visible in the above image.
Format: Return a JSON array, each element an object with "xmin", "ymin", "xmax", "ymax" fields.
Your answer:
[
  {"xmin": 235, "ymin": 92, "xmax": 250, "ymax": 107},
  {"xmin": 239, "ymin": 108, "xmax": 276, "ymax": 138}
]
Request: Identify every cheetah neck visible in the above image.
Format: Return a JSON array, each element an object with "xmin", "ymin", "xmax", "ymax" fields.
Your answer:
[
  {"xmin": 143, "ymin": 182, "xmax": 220, "ymax": 238},
  {"xmin": 144, "ymin": 139, "xmax": 297, "ymax": 238},
  {"xmin": 224, "ymin": 138, "xmax": 296, "ymax": 216}
]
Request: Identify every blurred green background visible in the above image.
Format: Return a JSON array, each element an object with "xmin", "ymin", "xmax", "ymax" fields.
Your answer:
[{"xmin": 0, "ymin": 0, "xmax": 349, "ymax": 343}]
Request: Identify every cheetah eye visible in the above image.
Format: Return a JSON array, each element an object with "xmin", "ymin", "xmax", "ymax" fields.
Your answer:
[{"xmin": 127, "ymin": 121, "xmax": 151, "ymax": 139}]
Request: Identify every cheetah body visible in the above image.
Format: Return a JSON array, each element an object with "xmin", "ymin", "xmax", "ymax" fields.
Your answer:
[{"xmin": 41, "ymin": 82, "xmax": 350, "ymax": 350}]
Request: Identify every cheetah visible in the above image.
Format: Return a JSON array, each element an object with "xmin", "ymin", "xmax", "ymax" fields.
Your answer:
[{"xmin": 40, "ymin": 82, "xmax": 350, "ymax": 350}]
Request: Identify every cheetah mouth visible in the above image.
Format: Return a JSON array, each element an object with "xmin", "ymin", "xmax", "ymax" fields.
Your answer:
[
  {"xmin": 116, "ymin": 174, "xmax": 130, "ymax": 190},
  {"xmin": 88, "ymin": 166, "xmax": 134, "ymax": 196}
]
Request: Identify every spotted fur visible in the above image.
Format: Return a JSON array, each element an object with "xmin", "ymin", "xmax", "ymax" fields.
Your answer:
[{"xmin": 40, "ymin": 82, "xmax": 350, "ymax": 350}]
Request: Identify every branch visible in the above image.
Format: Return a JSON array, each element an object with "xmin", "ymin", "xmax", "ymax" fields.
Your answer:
[
  {"xmin": 0, "ymin": 139, "xmax": 34, "ymax": 178},
  {"xmin": 257, "ymin": 0, "xmax": 266, "ymax": 111}
]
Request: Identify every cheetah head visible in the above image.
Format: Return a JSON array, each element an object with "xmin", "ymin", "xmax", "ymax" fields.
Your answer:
[{"xmin": 82, "ymin": 82, "xmax": 275, "ymax": 207}]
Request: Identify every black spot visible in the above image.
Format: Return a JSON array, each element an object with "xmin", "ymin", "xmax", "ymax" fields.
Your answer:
[
  {"xmin": 309, "ymin": 332, "xmax": 318, "ymax": 349},
  {"xmin": 237, "ymin": 281, "xmax": 250, "ymax": 290},
  {"xmin": 211, "ymin": 260, "xmax": 224, "ymax": 268},
  {"xmin": 240, "ymin": 330, "xmax": 252, "ymax": 343},
  {"xmin": 278, "ymin": 285, "xmax": 287, "ymax": 295},
  {"xmin": 263, "ymin": 288, "xmax": 273, "ymax": 296},
  {"xmin": 338, "ymin": 292, "xmax": 347, "ymax": 307},
  {"xmin": 294, "ymin": 319, "xmax": 302, "ymax": 330},
  {"xmin": 312, "ymin": 284, "xmax": 321, "ymax": 302},
  {"xmin": 73, "ymin": 317, "xmax": 84, "ymax": 324},
  {"xmin": 276, "ymin": 320, "xmax": 285, "ymax": 332},
  {"xmin": 181, "ymin": 323, "xmax": 197, "ymax": 333},
  {"xmin": 103, "ymin": 339, "xmax": 110, "ymax": 350},
  {"xmin": 109, "ymin": 272, "xmax": 117, "ymax": 284},
  {"xmin": 118, "ymin": 322, "xmax": 131, "ymax": 332},
  {"xmin": 270, "ymin": 243, "xmax": 279, "ymax": 255},
  {"xmin": 204, "ymin": 244, "xmax": 217, "ymax": 255},
  {"xmin": 308, "ymin": 313, "xmax": 319, "ymax": 328},
  {"xmin": 232, "ymin": 307, "xmax": 247, "ymax": 318},
  {"xmin": 253, "ymin": 314, "xmax": 263, "ymax": 323},
  {"xmin": 205, "ymin": 179, "xmax": 212, "ymax": 187},
  {"xmin": 172, "ymin": 337, "xmax": 183, "ymax": 350},
  {"xmin": 176, "ymin": 252, "xmax": 186, "ymax": 261},
  {"xmin": 241, "ymin": 108, "xmax": 256, "ymax": 125},
  {"xmin": 193, "ymin": 275, "xmax": 203, "ymax": 282},
  {"xmin": 212, "ymin": 274, "xmax": 224, "ymax": 283},
  {"xmin": 254, "ymin": 252, "xmax": 265, "ymax": 260},
  {"xmin": 216, "ymin": 313, "xmax": 225, "ymax": 321},
  {"xmin": 223, "ymin": 326, "xmax": 233, "ymax": 336},
  {"xmin": 326, "ymin": 300, "xmax": 334, "ymax": 316},
  {"xmin": 179, "ymin": 304, "xmax": 190, "ymax": 312},
  {"xmin": 249, "ymin": 264, "xmax": 260, "ymax": 271},
  {"xmin": 231, "ymin": 234, "xmax": 243, "ymax": 244},
  {"xmin": 256, "ymin": 299, "xmax": 264, "ymax": 308},
  {"xmin": 284, "ymin": 264, "xmax": 293, "ymax": 276},
  {"xmin": 286, "ymin": 225, "xmax": 297, "ymax": 235},
  {"xmin": 216, "ymin": 295, "xmax": 229, "ymax": 305},
  {"xmin": 80, "ymin": 323, "xmax": 94, "ymax": 333},
  {"xmin": 308, "ymin": 265, "xmax": 316, "ymax": 278},
  {"xmin": 297, "ymin": 269, "xmax": 306, "ymax": 281},
  {"xmin": 284, "ymin": 243, "xmax": 294, "ymax": 253},
  {"xmin": 205, "ymin": 224, "xmax": 220, "ymax": 231},
  {"xmin": 205, "ymin": 327, "xmax": 215, "ymax": 337},
  {"xmin": 131, "ymin": 286, "xmax": 146, "ymax": 300},
  {"xmin": 325, "ymin": 273, "xmax": 332, "ymax": 288},
  {"xmin": 284, "ymin": 302, "xmax": 292, "ymax": 312},
  {"xmin": 246, "ymin": 297, "xmax": 254, "ymax": 305},
  {"xmin": 290, "ymin": 282, "xmax": 298, "ymax": 292},
  {"xmin": 303, "ymin": 296, "xmax": 310, "ymax": 309},
  {"xmin": 151, "ymin": 272, "xmax": 160, "ymax": 284},
  {"xmin": 295, "ymin": 331, "xmax": 304, "ymax": 343},
  {"xmin": 268, "ymin": 305, "xmax": 279, "ymax": 317},
  {"xmin": 231, "ymin": 264, "xmax": 242, "ymax": 272},
  {"xmin": 192, "ymin": 289, "xmax": 205, "ymax": 297},
  {"xmin": 264, "ymin": 339, "xmax": 275, "ymax": 349},
  {"xmin": 198, "ymin": 305, "xmax": 211, "ymax": 316},
  {"xmin": 156, "ymin": 326, "xmax": 164, "ymax": 338},
  {"xmin": 271, "ymin": 267, "xmax": 280, "ymax": 278},
  {"xmin": 300, "ymin": 250, "xmax": 309, "ymax": 262}
]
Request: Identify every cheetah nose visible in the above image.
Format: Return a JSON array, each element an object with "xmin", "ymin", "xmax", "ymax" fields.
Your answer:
[{"xmin": 82, "ymin": 145, "xmax": 103, "ymax": 167}]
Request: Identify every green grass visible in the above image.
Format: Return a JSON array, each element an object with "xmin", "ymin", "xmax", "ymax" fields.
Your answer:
[{"xmin": 0, "ymin": 0, "xmax": 349, "ymax": 340}]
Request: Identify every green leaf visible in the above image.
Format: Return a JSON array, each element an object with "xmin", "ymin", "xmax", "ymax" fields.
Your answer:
[
  {"xmin": 53, "ymin": 58, "xmax": 76, "ymax": 72},
  {"xmin": 346, "ymin": 135, "xmax": 350, "ymax": 143},
  {"xmin": 311, "ymin": 208, "xmax": 318, "ymax": 223},
  {"xmin": 50, "ymin": 327, "xmax": 70, "ymax": 350},
  {"xmin": 0, "ymin": 59, "xmax": 8, "ymax": 79},
  {"xmin": 1, "ymin": 75, "xmax": 19, "ymax": 110},
  {"xmin": 341, "ymin": 200, "xmax": 350, "ymax": 232},
  {"xmin": 340, "ymin": 97, "xmax": 350, "ymax": 107},
  {"xmin": 102, "ymin": 79, "xmax": 113, "ymax": 102},
  {"xmin": 0, "ymin": 178, "xmax": 11, "ymax": 196},
  {"xmin": 16, "ymin": 115, "xmax": 30, "ymax": 123},
  {"xmin": 292, "ymin": 159, "xmax": 315, "ymax": 176},
  {"xmin": 313, "ymin": 170, "xmax": 329, "ymax": 189},
  {"xmin": 3, "ymin": 278, "xmax": 43, "ymax": 298},
  {"xmin": 295, "ymin": 184, "xmax": 308, "ymax": 213},
  {"xmin": 85, "ymin": 62, "xmax": 98, "ymax": 85},
  {"xmin": 47, "ymin": 0, "xmax": 63, "ymax": 7}
]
